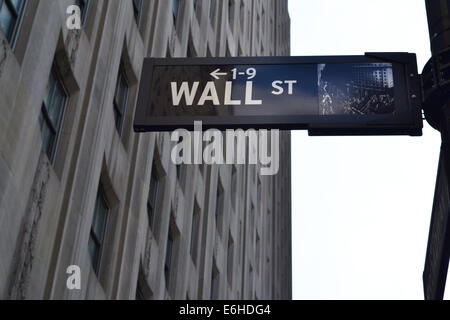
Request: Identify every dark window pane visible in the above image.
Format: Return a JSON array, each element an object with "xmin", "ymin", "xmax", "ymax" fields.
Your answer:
[
  {"xmin": 75, "ymin": 0, "xmax": 89, "ymax": 25},
  {"xmin": 215, "ymin": 183, "xmax": 223, "ymax": 234},
  {"xmin": 147, "ymin": 166, "xmax": 159, "ymax": 230},
  {"xmin": 164, "ymin": 233, "xmax": 173, "ymax": 290},
  {"xmin": 38, "ymin": 109, "xmax": 44, "ymax": 129},
  {"xmin": 210, "ymin": 268, "xmax": 218, "ymax": 299},
  {"xmin": 172, "ymin": 0, "xmax": 179, "ymax": 24},
  {"xmin": 0, "ymin": 3, "xmax": 14, "ymax": 39},
  {"xmin": 150, "ymin": 171, "xmax": 158, "ymax": 204},
  {"xmin": 40, "ymin": 65, "xmax": 67, "ymax": 162},
  {"xmin": 117, "ymin": 76, "xmax": 128, "ymax": 114},
  {"xmin": 0, "ymin": 0, "xmax": 25, "ymax": 43},
  {"xmin": 114, "ymin": 108, "xmax": 121, "ymax": 133},
  {"xmin": 114, "ymin": 64, "xmax": 128, "ymax": 135},
  {"xmin": 44, "ymin": 73, "xmax": 56, "ymax": 109},
  {"xmin": 39, "ymin": 111, "xmax": 55, "ymax": 157},
  {"xmin": 176, "ymin": 137, "xmax": 183, "ymax": 183},
  {"xmin": 88, "ymin": 235, "xmax": 99, "ymax": 270},
  {"xmin": 190, "ymin": 205, "xmax": 199, "ymax": 262},
  {"xmin": 227, "ymin": 237, "xmax": 233, "ymax": 285},
  {"xmin": 46, "ymin": 82, "xmax": 65, "ymax": 127},
  {"xmin": 176, "ymin": 164, "xmax": 182, "ymax": 181},
  {"xmin": 89, "ymin": 186, "xmax": 109, "ymax": 275},
  {"xmin": 10, "ymin": 0, "xmax": 23, "ymax": 11},
  {"xmin": 209, "ymin": 0, "xmax": 215, "ymax": 20},
  {"xmin": 230, "ymin": 167, "xmax": 237, "ymax": 209},
  {"xmin": 133, "ymin": 0, "xmax": 143, "ymax": 25},
  {"xmin": 92, "ymin": 199, "xmax": 107, "ymax": 241},
  {"xmin": 135, "ymin": 285, "xmax": 145, "ymax": 300}
]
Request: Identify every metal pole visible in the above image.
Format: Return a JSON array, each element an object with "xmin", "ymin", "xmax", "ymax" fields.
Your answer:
[{"xmin": 422, "ymin": 0, "xmax": 450, "ymax": 300}]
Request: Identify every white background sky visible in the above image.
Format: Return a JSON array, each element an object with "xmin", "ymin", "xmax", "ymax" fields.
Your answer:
[{"xmin": 288, "ymin": 0, "xmax": 445, "ymax": 299}]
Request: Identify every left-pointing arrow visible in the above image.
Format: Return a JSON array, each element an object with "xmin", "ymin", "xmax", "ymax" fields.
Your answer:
[{"xmin": 210, "ymin": 68, "xmax": 228, "ymax": 80}]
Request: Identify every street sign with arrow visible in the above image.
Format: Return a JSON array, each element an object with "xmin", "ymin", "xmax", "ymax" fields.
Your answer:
[{"xmin": 134, "ymin": 53, "xmax": 422, "ymax": 136}]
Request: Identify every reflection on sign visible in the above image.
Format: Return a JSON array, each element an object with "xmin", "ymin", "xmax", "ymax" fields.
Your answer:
[{"xmin": 318, "ymin": 63, "xmax": 394, "ymax": 115}]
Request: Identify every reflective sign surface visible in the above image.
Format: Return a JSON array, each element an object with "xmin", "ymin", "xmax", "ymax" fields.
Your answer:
[{"xmin": 134, "ymin": 54, "xmax": 422, "ymax": 135}]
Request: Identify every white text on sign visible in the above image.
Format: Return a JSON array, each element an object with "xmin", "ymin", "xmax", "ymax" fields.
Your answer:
[
  {"xmin": 170, "ymin": 81, "xmax": 263, "ymax": 106},
  {"xmin": 170, "ymin": 67, "xmax": 298, "ymax": 107}
]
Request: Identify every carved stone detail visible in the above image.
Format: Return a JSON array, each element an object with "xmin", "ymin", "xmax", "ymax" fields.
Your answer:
[
  {"xmin": 8, "ymin": 153, "xmax": 50, "ymax": 299},
  {"xmin": 0, "ymin": 38, "xmax": 8, "ymax": 78},
  {"xmin": 65, "ymin": 29, "xmax": 81, "ymax": 66}
]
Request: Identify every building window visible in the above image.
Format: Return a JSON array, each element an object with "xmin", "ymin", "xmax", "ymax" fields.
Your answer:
[
  {"xmin": 39, "ymin": 63, "xmax": 68, "ymax": 163},
  {"xmin": 190, "ymin": 203, "xmax": 200, "ymax": 263},
  {"xmin": 88, "ymin": 185, "xmax": 109, "ymax": 275},
  {"xmin": 132, "ymin": 0, "xmax": 143, "ymax": 26},
  {"xmin": 209, "ymin": 0, "xmax": 215, "ymax": 21},
  {"xmin": 257, "ymin": 178, "xmax": 261, "ymax": 209},
  {"xmin": 261, "ymin": 8, "xmax": 265, "ymax": 32},
  {"xmin": 227, "ymin": 235, "xmax": 233, "ymax": 286},
  {"xmin": 210, "ymin": 263, "xmax": 219, "ymax": 300},
  {"xmin": 228, "ymin": 0, "xmax": 233, "ymax": 25},
  {"xmin": 176, "ymin": 163, "xmax": 183, "ymax": 184},
  {"xmin": 113, "ymin": 62, "xmax": 129, "ymax": 136},
  {"xmin": 230, "ymin": 166, "xmax": 237, "ymax": 210},
  {"xmin": 75, "ymin": 0, "xmax": 90, "ymax": 26},
  {"xmin": 172, "ymin": 0, "xmax": 179, "ymax": 27},
  {"xmin": 135, "ymin": 270, "xmax": 152, "ymax": 300},
  {"xmin": 164, "ymin": 230, "xmax": 174, "ymax": 292},
  {"xmin": 239, "ymin": 1, "xmax": 245, "ymax": 33},
  {"xmin": 135, "ymin": 285, "xmax": 145, "ymax": 300},
  {"xmin": 0, "ymin": 0, "xmax": 26, "ymax": 45},
  {"xmin": 147, "ymin": 164, "xmax": 159, "ymax": 231},
  {"xmin": 256, "ymin": 233, "xmax": 260, "ymax": 273},
  {"xmin": 176, "ymin": 136, "xmax": 184, "ymax": 186},
  {"xmin": 193, "ymin": 0, "xmax": 198, "ymax": 11},
  {"xmin": 187, "ymin": 42, "xmax": 195, "ymax": 57},
  {"xmin": 215, "ymin": 181, "xmax": 224, "ymax": 235}
]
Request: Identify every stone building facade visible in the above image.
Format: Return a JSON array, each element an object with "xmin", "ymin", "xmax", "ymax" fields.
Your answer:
[{"xmin": 0, "ymin": 0, "xmax": 291, "ymax": 299}]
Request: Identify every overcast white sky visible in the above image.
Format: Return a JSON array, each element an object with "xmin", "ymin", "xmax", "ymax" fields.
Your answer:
[{"xmin": 288, "ymin": 0, "xmax": 445, "ymax": 299}]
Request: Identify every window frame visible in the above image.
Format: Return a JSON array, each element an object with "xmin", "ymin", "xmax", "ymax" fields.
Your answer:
[
  {"xmin": 147, "ymin": 164, "xmax": 159, "ymax": 231},
  {"xmin": 113, "ymin": 62, "xmax": 129, "ymax": 136},
  {"xmin": 209, "ymin": 0, "xmax": 215, "ymax": 21},
  {"xmin": 215, "ymin": 181, "xmax": 224, "ymax": 235},
  {"xmin": 189, "ymin": 203, "xmax": 200, "ymax": 263},
  {"xmin": 88, "ymin": 185, "xmax": 109, "ymax": 276},
  {"xmin": 175, "ymin": 136, "xmax": 185, "ymax": 187},
  {"xmin": 0, "ymin": 0, "xmax": 27, "ymax": 48},
  {"xmin": 164, "ymin": 230, "xmax": 174, "ymax": 292},
  {"xmin": 135, "ymin": 285, "xmax": 145, "ymax": 300},
  {"xmin": 39, "ymin": 62, "xmax": 69, "ymax": 164},
  {"xmin": 228, "ymin": 0, "xmax": 234, "ymax": 25},
  {"xmin": 75, "ymin": 0, "xmax": 90, "ymax": 26},
  {"xmin": 227, "ymin": 234, "xmax": 234, "ymax": 286},
  {"xmin": 210, "ymin": 262, "xmax": 219, "ymax": 300},
  {"xmin": 230, "ymin": 166, "xmax": 237, "ymax": 210},
  {"xmin": 172, "ymin": 0, "xmax": 179, "ymax": 28},
  {"xmin": 132, "ymin": 0, "xmax": 143, "ymax": 27}
]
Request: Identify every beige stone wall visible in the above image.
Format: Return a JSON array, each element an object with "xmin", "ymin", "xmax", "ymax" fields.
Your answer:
[{"xmin": 0, "ymin": 0, "xmax": 291, "ymax": 300}]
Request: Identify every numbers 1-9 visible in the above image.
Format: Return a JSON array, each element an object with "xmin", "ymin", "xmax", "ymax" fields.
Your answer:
[{"xmin": 231, "ymin": 68, "xmax": 256, "ymax": 80}]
